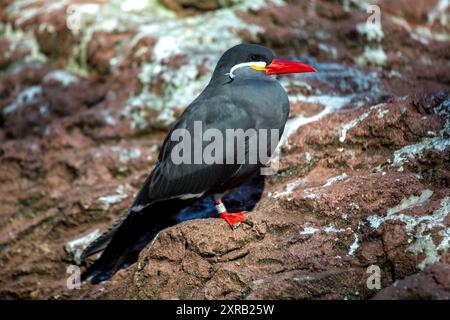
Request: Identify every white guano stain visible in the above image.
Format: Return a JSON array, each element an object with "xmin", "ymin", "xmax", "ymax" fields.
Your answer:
[
  {"xmin": 348, "ymin": 222, "xmax": 363, "ymax": 256},
  {"xmin": 267, "ymin": 93, "xmax": 355, "ymax": 171},
  {"xmin": 3, "ymin": 85, "xmax": 43, "ymax": 117},
  {"xmin": 377, "ymin": 108, "xmax": 389, "ymax": 119},
  {"xmin": 339, "ymin": 103, "xmax": 387, "ymax": 143},
  {"xmin": 118, "ymin": 148, "xmax": 142, "ymax": 163},
  {"xmin": 121, "ymin": 0, "xmax": 276, "ymax": 129},
  {"xmin": 367, "ymin": 196, "xmax": 450, "ymax": 270},
  {"xmin": 98, "ymin": 184, "xmax": 129, "ymax": 211},
  {"xmin": 299, "ymin": 227, "xmax": 319, "ymax": 235},
  {"xmin": 393, "ymin": 138, "xmax": 450, "ymax": 168},
  {"xmin": 43, "ymin": 70, "xmax": 79, "ymax": 87},
  {"xmin": 356, "ymin": 22, "xmax": 384, "ymax": 42},
  {"xmin": 348, "ymin": 233, "xmax": 360, "ymax": 256},
  {"xmin": 339, "ymin": 111, "xmax": 370, "ymax": 143},
  {"xmin": 428, "ymin": 0, "xmax": 449, "ymax": 25},
  {"xmin": 356, "ymin": 47, "xmax": 387, "ymax": 67},
  {"xmin": 65, "ymin": 229, "xmax": 101, "ymax": 265},
  {"xmin": 272, "ymin": 178, "xmax": 305, "ymax": 199},
  {"xmin": 387, "ymin": 189, "xmax": 433, "ymax": 215},
  {"xmin": 323, "ymin": 173, "xmax": 349, "ymax": 187}
]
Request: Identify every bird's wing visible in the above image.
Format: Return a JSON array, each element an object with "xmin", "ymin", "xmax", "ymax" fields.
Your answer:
[{"xmin": 134, "ymin": 93, "xmax": 258, "ymax": 206}]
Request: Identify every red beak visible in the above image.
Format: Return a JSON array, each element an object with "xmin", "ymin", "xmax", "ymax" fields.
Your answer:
[{"xmin": 266, "ymin": 59, "xmax": 317, "ymax": 75}]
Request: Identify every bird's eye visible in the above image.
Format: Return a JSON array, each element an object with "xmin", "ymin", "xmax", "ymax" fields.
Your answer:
[{"xmin": 250, "ymin": 54, "xmax": 261, "ymax": 61}]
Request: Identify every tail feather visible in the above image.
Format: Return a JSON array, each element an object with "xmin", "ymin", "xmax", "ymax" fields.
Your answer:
[
  {"xmin": 81, "ymin": 198, "xmax": 192, "ymax": 283},
  {"xmin": 80, "ymin": 211, "xmax": 131, "ymax": 261}
]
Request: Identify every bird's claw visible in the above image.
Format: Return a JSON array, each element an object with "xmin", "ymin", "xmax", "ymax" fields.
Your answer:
[{"xmin": 220, "ymin": 211, "xmax": 254, "ymax": 229}]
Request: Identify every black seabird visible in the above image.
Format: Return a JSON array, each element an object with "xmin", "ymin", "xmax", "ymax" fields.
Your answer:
[{"xmin": 80, "ymin": 44, "xmax": 316, "ymax": 282}]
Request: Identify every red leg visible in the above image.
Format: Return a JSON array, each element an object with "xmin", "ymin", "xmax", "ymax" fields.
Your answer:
[{"xmin": 215, "ymin": 199, "xmax": 253, "ymax": 228}]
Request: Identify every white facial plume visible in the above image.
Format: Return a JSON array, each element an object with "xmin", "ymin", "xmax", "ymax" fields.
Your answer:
[{"xmin": 227, "ymin": 61, "xmax": 267, "ymax": 79}]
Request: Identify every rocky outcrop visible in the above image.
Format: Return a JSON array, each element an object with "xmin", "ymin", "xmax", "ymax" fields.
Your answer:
[
  {"xmin": 0, "ymin": 0, "xmax": 448, "ymax": 300},
  {"xmin": 160, "ymin": 0, "xmax": 243, "ymax": 15},
  {"xmin": 373, "ymin": 263, "xmax": 450, "ymax": 300}
]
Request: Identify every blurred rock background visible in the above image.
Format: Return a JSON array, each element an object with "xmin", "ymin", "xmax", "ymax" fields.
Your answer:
[{"xmin": 0, "ymin": 0, "xmax": 449, "ymax": 299}]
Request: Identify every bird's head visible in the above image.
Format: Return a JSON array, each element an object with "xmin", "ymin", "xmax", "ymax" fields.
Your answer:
[{"xmin": 212, "ymin": 43, "xmax": 317, "ymax": 82}]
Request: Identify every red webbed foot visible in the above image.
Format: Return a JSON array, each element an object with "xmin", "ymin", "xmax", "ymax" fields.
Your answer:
[{"xmin": 216, "ymin": 200, "xmax": 254, "ymax": 229}]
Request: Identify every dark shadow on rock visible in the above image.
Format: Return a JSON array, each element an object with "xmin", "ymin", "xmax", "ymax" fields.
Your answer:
[{"xmin": 176, "ymin": 174, "xmax": 265, "ymax": 222}]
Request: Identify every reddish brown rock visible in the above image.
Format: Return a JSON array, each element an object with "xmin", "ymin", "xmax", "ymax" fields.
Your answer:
[
  {"xmin": 372, "ymin": 263, "xmax": 450, "ymax": 300},
  {"xmin": 19, "ymin": 6, "xmax": 75, "ymax": 63},
  {"xmin": 161, "ymin": 0, "xmax": 242, "ymax": 15},
  {"xmin": 1, "ymin": 69, "xmax": 92, "ymax": 139},
  {"xmin": 283, "ymin": 94, "xmax": 447, "ymax": 174},
  {"xmin": 0, "ymin": 0, "xmax": 13, "ymax": 20},
  {"xmin": 0, "ymin": 38, "xmax": 29, "ymax": 70},
  {"xmin": 379, "ymin": 0, "xmax": 438, "ymax": 25},
  {"xmin": 87, "ymin": 31, "xmax": 133, "ymax": 75},
  {"xmin": 290, "ymin": 101, "xmax": 325, "ymax": 117}
]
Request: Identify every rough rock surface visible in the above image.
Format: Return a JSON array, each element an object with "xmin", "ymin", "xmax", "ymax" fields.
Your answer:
[
  {"xmin": 0, "ymin": 0, "xmax": 449, "ymax": 299},
  {"xmin": 372, "ymin": 263, "xmax": 450, "ymax": 300}
]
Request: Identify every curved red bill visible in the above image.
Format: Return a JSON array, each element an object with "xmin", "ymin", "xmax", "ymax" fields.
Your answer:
[{"xmin": 266, "ymin": 59, "xmax": 317, "ymax": 75}]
